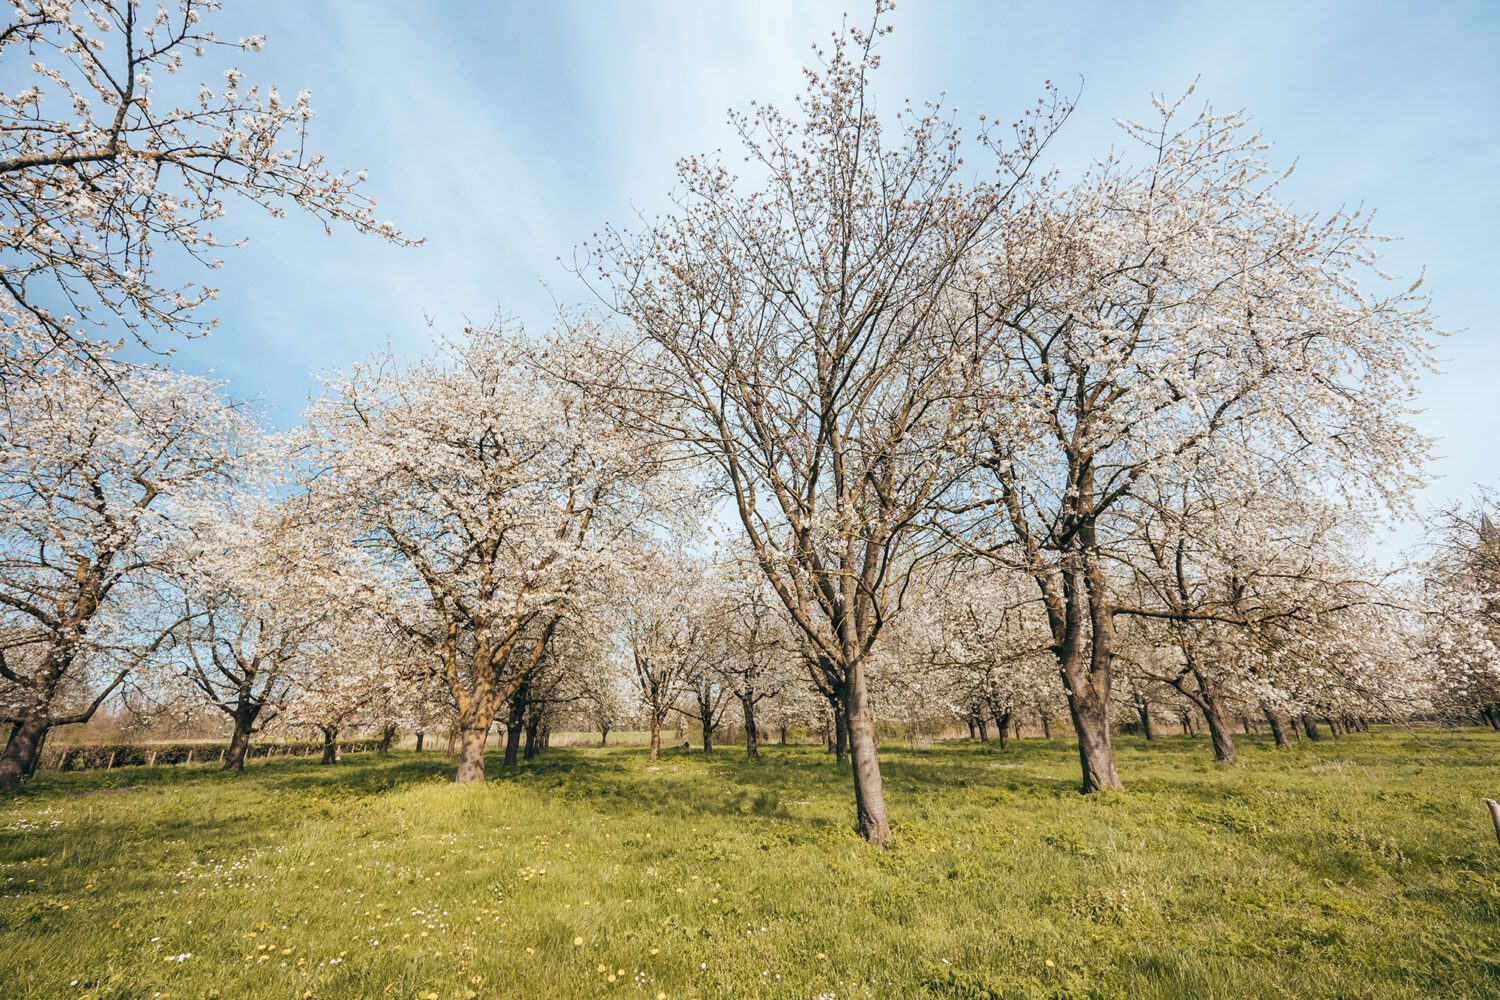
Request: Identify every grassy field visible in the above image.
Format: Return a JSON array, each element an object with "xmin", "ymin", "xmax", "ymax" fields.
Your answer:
[{"xmin": 1, "ymin": 731, "xmax": 1497, "ymax": 999}]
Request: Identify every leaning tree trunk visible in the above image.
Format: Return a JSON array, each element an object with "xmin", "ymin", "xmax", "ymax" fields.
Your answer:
[
  {"xmin": 1300, "ymin": 715, "xmax": 1322, "ymax": 741},
  {"xmin": 0, "ymin": 715, "xmax": 50, "ymax": 793},
  {"xmin": 223, "ymin": 716, "xmax": 254, "ymax": 773},
  {"xmin": 1264, "ymin": 708, "xmax": 1292, "ymax": 748},
  {"xmin": 320, "ymin": 727, "xmax": 339, "ymax": 764},
  {"xmin": 1137, "ymin": 701, "xmax": 1155, "ymax": 741},
  {"xmin": 741, "ymin": 694, "xmax": 759, "ymax": 758},
  {"xmin": 842, "ymin": 665, "xmax": 892, "ymax": 847},
  {"xmin": 1200, "ymin": 699, "xmax": 1236, "ymax": 763},
  {"xmin": 454, "ymin": 726, "xmax": 488, "ymax": 782}
]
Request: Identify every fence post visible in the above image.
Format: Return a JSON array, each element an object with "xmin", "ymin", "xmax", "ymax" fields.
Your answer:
[
  {"xmin": 148, "ymin": 750, "xmax": 157, "ymax": 767},
  {"xmin": 186, "ymin": 749, "xmax": 194, "ymax": 766},
  {"xmin": 107, "ymin": 750, "xmax": 116, "ymax": 771},
  {"xmin": 57, "ymin": 749, "xmax": 69, "ymax": 772}
]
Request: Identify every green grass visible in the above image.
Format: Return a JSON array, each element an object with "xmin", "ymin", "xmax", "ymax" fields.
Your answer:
[{"xmin": 2, "ymin": 731, "xmax": 1497, "ymax": 999}]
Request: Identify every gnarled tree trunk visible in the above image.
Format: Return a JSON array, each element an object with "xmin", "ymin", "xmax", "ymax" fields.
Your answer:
[
  {"xmin": 0, "ymin": 715, "xmax": 50, "ymax": 793},
  {"xmin": 455, "ymin": 726, "xmax": 488, "ymax": 782}
]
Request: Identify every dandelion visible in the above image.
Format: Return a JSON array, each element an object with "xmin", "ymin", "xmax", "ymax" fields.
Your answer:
[{"xmin": 573, "ymin": 936, "xmax": 584, "ymax": 946}]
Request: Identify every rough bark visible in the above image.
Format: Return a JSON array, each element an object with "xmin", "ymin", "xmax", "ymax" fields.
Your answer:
[
  {"xmin": 1300, "ymin": 715, "xmax": 1322, "ymax": 741},
  {"xmin": 843, "ymin": 666, "xmax": 892, "ymax": 847},
  {"xmin": 378, "ymin": 724, "xmax": 396, "ymax": 754},
  {"xmin": 1200, "ymin": 698, "xmax": 1236, "ymax": 763},
  {"xmin": 1264, "ymin": 708, "xmax": 1292, "ymax": 748},
  {"xmin": 741, "ymin": 694, "xmax": 759, "ymax": 758},
  {"xmin": 415, "ymin": 731, "xmax": 425, "ymax": 752},
  {"xmin": 1137, "ymin": 701, "xmax": 1155, "ymax": 740},
  {"xmin": 0, "ymin": 715, "xmax": 50, "ymax": 793},
  {"xmin": 223, "ymin": 716, "xmax": 254, "ymax": 773},
  {"xmin": 648, "ymin": 715, "xmax": 662, "ymax": 760},
  {"xmin": 454, "ymin": 726, "xmax": 488, "ymax": 782}
]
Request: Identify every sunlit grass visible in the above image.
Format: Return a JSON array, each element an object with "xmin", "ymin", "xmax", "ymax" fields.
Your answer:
[{"xmin": 2, "ymin": 730, "xmax": 1497, "ymax": 999}]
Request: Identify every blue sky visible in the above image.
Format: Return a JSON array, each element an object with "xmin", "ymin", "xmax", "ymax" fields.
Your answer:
[{"xmin": 132, "ymin": 1, "xmax": 1498, "ymax": 543}]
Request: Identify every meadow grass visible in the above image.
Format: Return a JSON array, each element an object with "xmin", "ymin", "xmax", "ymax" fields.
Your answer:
[{"xmin": 1, "ymin": 730, "xmax": 1497, "ymax": 999}]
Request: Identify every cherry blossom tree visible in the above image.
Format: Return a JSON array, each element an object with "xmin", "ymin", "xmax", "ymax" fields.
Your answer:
[
  {"xmin": 618, "ymin": 550, "xmax": 710, "ymax": 760},
  {"xmin": 172, "ymin": 493, "xmax": 341, "ymax": 771},
  {"xmin": 1, "ymin": 0, "xmax": 414, "ymax": 372},
  {"xmin": 301, "ymin": 322, "xmax": 675, "ymax": 783},
  {"xmin": 0, "ymin": 353, "xmax": 251, "ymax": 789},
  {"xmin": 1421, "ymin": 491, "xmax": 1500, "ymax": 726},
  {"xmin": 589, "ymin": 2, "xmax": 1067, "ymax": 845},
  {"xmin": 968, "ymin": 90, "xmax": 1434, "ymax": 792}
]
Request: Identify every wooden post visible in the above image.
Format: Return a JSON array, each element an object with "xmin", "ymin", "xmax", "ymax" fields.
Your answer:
[
  {"xmin": 148, "ymin": 750, "xmax": 157, "ymax": 767},
  {"xmin": 57, "ymin": 749, "xmax": 69, "ymax": 772},
  {"xmin": 186, "ymin": 749, "xmax": 194, "ymax": 766},
  {"xmin": 107, "ymin": 750, "xmax": 116, "ymax": 771},
  {"xmin": 1486, "ymin": 799, "xmax": 1500, "ymax": 845}
]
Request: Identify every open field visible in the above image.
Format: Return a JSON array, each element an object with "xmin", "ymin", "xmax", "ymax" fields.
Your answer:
[{"xmin": 2, "ymin": 731, "xmax": 1498, "ymax": 999}]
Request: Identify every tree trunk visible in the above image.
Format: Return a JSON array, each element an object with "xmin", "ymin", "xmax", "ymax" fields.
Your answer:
[
  {"xmin": 648, "ymin": 714, "xmax": 662, "ymax": 760},
  {"xmin": 976, "ymin": 715, "xmax": 989, "ymax": 742},
  {"xmin": 454, "ymin": 726, "xmax": 488, "ymax": 782},
  {"xmin": 967, "ymin": 716, "xmax": 978, "ymax": 739},
  {"xmin": 1137, "ymin": 701, "xmax": 1154, "ymax": 741},
  {"xmin": 0, "ymin": 715, "xmax": 50, "ymax": 793},
  {"xmin": 1200, "ymin": 699, "xmax": 1236, "ymax": 763},
  {"xmin": 834, "ymin": 699, "xmax": 849, "ymax": 765},
  {"xmin": 1040, "ymin": 712, "xmax": 1052, "ymax": 740},
  {"xmin": 1326, "ymin": 716, "xmax": 1343, "ymax": 737},
  {"xmin": 1300, "ymin": 715, "xmax": 1322, "ymax": 741},
  {"xmin": 503, "ymin": 718, "xmax": 524, "ymax": 769},
  {"xmin": 742, "ymin": 694, "xmax": 759, "ymax": 758},
  {"xmin": 523, "ymin": 714, "xmax": 541, "ymax": 761},
  {"xmin": 378, "ymin": 724, "xmax": 396, "ymax": 754},
  {"xmin": 1264, "ymin": 708, "xmax": 1292, "ymax": 748},
  {"xmin": 995, "ymin": 710, "xmax": 1011, "ymax": 750},
  {"xmin": 1064, "ymin": 683, "xmax": 1122, "ymax": 793},
  {"xmin": 600, "ymin": 723, "xmax": 610, "ymax": 747},
  {"xmin": 320, "ymin": 727, "xmax": 339, "ymax": 764},
  {"xmin": 415, "ymin": 731, "xmax": 425, "ymax": 752},
  {"xmin": 843, "ymin": 666, "xmax": 892, "ymax": 847},
  {"xmin": 223, "ymin": 717, "xmax": 253, "ymax": 773}
]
